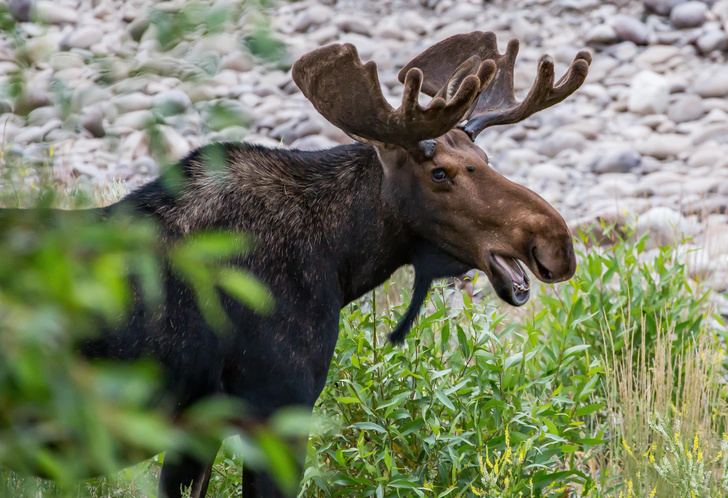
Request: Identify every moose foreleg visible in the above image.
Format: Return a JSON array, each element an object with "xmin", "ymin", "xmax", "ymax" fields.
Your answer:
[{"xmin": 159, "ymin": 445, "xmax": 220, "ymax": 498}]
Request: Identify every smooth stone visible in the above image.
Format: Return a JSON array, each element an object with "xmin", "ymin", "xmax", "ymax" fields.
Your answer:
[
  {"xmin": 112, "ymin": 93, "xmax": 153, "ymax": 114},
  {"xmin": 694, "ymin": 69, "xmax": 728, "ymax": 98},
  {"xmin": 612, "ymin": 15, "xmax": 650, "ymax": 45},
  {"xmin": 35, "ymin": 1, "xmax": 77, "ymax": 24},
  {"xmin": 537, "ymin": 130, "xmax": 586, "ymax": 158},
  {"xmin": 628, "ymin": 70, "xmax": 670, "ymax": 115},
  {"xmin": 670, "ymin": 1, "xmax": 708, "ymax": 29},
  {"xmin": 9, "ymin": 0, "xmax": 32, "ymax": 22},
  {"xmin": 289, "ymin": 135, "xmax": 339, "ymax": 150},
  {"xmin": 336, "ymin": 15, "xmax": 373, "ymax": 36},
  {"xmin": 667, "ymin": 94, "xmax": 705, "ymax": 123},
  {"xmin": 688, "ymin": 148, "xmax": 724, "ymax": 167},
  {"xmin": 691, "ymin": 123, "xmax": 728, "ymax": 144},
  {"xmin": 12, "ymin": 126, "xmax": 45, "ymax": 144},
  {"xmin": 114, "ymin": 110, "xmax": 155, "ymax": 130},
  {"xmin": 157, "ymin": 125, "xmax": 190, "ymax": 159},
  {"xmin": 221, "ymin": 50, "xmax": 254, "ymax": 72},
  {"xmin": 72, "ymin": 163, "xmax": 105, "ymax": 180},
  {"xmin": 26, "ymin": 106, "xmax": 58, "ymax": 126},
  {"xmin": 49, "ymin": 52, "xmax": 85, "ymax": 71},
  {"xmin": 634, "ymin": 45, "xmax": 681, "ymax": 66},
  {"xmin": 152, "ymin": 90, "xmax": 191, "ymax": 116},
  {"xmin": 527, "ymin": 164, "xmax": 569, "ymax": 183},
  {"xmin": 13, "ymin": 89, "xmax": 51, "ymax": 115},
  {"xmin": 594, "ymin": 150, "xmax": 642, "ymax": 174},
  {"xmin": 586, "ymin": 24, "xmax": 619, "ymax": 45},
  {"xmin": 61, "ymin": 27, "xmax": 103, "ymax": 50},
  {"xmin": 696, "ymin": 29, "xmax": 728, "ymax": 54},
  {"xmin": 635, "ymin": 206, "xmax": 695, "ymax": 249},
  {"xmin": 293, "ymin": 120, "xmax": 323, "ymax": 139},
  {"xmin": 497, "ymin": 149, "xmax": 541, "ymax": 175},
  {"xmin": 642, "ymin": 0, "xmax": 687, "ymax": 15},
  {"xmin": 293, "ymin": 5, "xmax": 332, "ymax": 33},
  {"xmin": 81, "ymin": 107, "xmax": 105, "ymax": 138},
  {"xmin": 132, "ymin": 156, "xmax": 158, "ymax": 175},
  {"xmin": 128, "ymin": 18, "xmax": 150, "ymax": 42},
  {"xmin": 72, "ymin": 83, "xmax": 113, "ymax": 113},
  {"xmin": 607, "ymin": 41, "xmax": 640, "ymax": 61},
  {"xmin": 636, "ymin": 133, "xmax": 691, "ymax": 159}
]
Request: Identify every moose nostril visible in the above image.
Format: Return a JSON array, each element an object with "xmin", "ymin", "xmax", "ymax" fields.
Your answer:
[{"xmin": 532, "ymin": 247, "xmax": 554, "ymax": 282}]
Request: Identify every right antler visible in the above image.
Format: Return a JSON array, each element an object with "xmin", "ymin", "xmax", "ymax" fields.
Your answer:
[
  {"xmin": 292, "ymin": 43, "xmax": 496, "ymax": 149},
  {"xmin": 399, "ymin": 32, "xmax": 591, "ymax": 140}
]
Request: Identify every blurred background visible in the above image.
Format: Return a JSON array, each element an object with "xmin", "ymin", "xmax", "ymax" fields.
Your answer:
[{"xmin": 1, "ymin": 0, "xmax": 728, "ymax": 497}]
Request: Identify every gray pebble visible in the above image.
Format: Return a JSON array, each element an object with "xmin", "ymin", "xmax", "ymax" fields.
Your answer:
[
  {"xmin": 594, "ymin": 150, "xmax": 642, "ymax": 174},
  {"xmin": 538, "ymin": 130, "xmax": 586, "ymax": 158},
  {"xmin": 696, "ymin": 29, "xmax": 728, "ymax": 54},
  {"xmin": 290, "ymin": 135, "xmax": 339, "ymax": 150},
  {"xmin": 612, "ymin": 15, "xmax": 650, "ymax": 45},
  {"xmin": 670, "ymin": 2, "xmax": 708, "ymax": 29},
  {"xmin": 694, "ymin": 69, "xmax": 728, "ymax": 98},
  {"xmin": 667, "ymin": 94, "xmax": 705, "ymax": 123}
]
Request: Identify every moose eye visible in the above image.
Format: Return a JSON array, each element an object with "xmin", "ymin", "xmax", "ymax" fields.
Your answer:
[{"xmin": 431, "ymin": 168, "xmax": 448, "ymax": 183}]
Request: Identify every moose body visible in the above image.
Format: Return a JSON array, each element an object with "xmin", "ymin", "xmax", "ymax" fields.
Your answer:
[{"xmin": 4, "ymin": 33, "xmax": 591, "ymax": 497}]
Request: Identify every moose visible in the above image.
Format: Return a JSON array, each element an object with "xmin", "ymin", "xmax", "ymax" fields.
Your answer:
[{"xmin": 6, "ymin": 32, "xmax": 591, "ymax": 497}]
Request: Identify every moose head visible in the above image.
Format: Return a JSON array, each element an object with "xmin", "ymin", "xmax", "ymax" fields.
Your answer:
[{"xmin": 293, "ymin": 32, "xmax": 591, "ymax": 342}]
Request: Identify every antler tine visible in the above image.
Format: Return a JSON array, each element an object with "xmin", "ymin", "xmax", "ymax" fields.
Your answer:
[
  {"xmin": 461, "ymin": 44, "xmax": 591, "ymax": 140},
  {"xmin": 398, "ymin": 32, "xmax": 591, "ymax": 141},
  {"xmin": 292, "ymin": 43, "xmax": 494, "ymax": 149}
]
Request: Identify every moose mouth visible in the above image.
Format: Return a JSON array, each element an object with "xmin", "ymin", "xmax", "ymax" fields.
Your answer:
[{"xmin": 488, "ymin": 253, "xmax": 531, "ymax": 306}]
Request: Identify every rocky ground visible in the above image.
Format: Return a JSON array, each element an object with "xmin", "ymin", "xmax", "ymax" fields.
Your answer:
[{"xmin": 1, "ymin": 0, "xmax": 728, "ymax": 312}]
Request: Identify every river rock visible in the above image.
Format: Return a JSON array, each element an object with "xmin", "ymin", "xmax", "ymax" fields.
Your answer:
[
  {"xmin": 642, "ymin": 0, "xmax": 687, "ymax": 15},
  {"xmin": 594, "ymin": 150, "xmax": 642, "ymax": 174},
  {"xmin": 696, "ymin": 29, "xmax": 728, "ymax": 53},
  {"xmin": 152, "ymin": 90, "xmax": 192, "ymax": 116},
  {"xmin": 538, "ymin": 130, "xmax": 586, "ymax": 157},
  {"xmin": 628, "ymin": 70, "xmax": 670, "ymax": 115},
  {"xmin": 635, "ymin": 207, "xmax": 696, "ymax": 249},
  {"xmin": 35, "ymin": 1, "xmax": 77, "ymax": 24},
  {"xmin": 61, "ymin": 27, "xmax": 103, "ymax": 50},
  {"xmin": 81, "ymin": 107, "xmax": 105, "ymax": 138},
  {"xmin": 612, "ymin": 15, "xmax": 650, "ymax": 45},
  {"xmin": 670, "ymin": 1, "xmax": 708, "ymax": 28},
  {"xmin": 667, "ymin": 94, "xmax": 705, "ymax": 123},
  {"xmin": 695, "ymin": 69, "xmax": 728, "ymax": 97},
  {"xmin": 9, "ymin": 0, "xmax": 33, "ymax": 22},
  {"xmin": 636, "ymin": 133, "xmax": 692, "ymax": 159},
  {"xmin": 293, "ymin": 5, "xmax": 332, "ymax": 33},
  {"xmin": 586, "ymin": 24, "xmax": 619, "ymax": 45}
]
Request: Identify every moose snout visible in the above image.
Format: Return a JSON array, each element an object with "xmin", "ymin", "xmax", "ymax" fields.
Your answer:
[{"xmin": 529, "ymin": 235, "xmax": 576, "ymax": 284}]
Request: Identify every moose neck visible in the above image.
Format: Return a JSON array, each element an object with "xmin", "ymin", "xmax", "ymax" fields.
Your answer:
[{"xmin": 324, "ymin": 143, "xmax": 416, "ymax": 305}]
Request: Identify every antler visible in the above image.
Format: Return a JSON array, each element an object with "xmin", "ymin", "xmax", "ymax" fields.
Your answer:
[
  {"xmin": 399, "ymin": 32, "xmax": 591, "ymax": 140},
  {"xmin": 292, "ymin": 43, "xmax": 496, "ymax": 148}
]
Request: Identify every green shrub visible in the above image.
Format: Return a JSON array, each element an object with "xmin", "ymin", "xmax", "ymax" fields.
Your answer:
[{"xmin": 301, "ymin": 282, "xmax": 605, "ymax": 497}]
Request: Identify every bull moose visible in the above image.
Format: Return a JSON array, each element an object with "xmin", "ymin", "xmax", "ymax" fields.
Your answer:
[{"xmin": 7, "ymin": 32, "xmax": 591, "ymax": 497}]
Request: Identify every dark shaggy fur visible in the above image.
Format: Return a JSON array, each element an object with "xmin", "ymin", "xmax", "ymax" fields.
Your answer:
[{"xmin": 74, "ymin": 141, "xmax": 464, "ymax": 497}]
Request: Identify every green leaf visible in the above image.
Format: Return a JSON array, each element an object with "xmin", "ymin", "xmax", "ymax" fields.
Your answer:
[
  {"xmin": 352, "ymin": 422, "xmax": 387, "ymax": 433},
  {"xmin": 434, "ymin": 390, "xmax": 456, "ymax": 411},
  {"xmin": 574, "ymin": 403, "xmax": 605, "ymax": 417}
]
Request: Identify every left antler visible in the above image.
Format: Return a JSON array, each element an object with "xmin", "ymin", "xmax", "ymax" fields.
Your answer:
[
  {"xmin": 292, "ymin": 43, "xmax": 495, "ymax": 148},
  {"xmin": 399, "ymin": 32, "xmax": 591, "ymax": 140}
]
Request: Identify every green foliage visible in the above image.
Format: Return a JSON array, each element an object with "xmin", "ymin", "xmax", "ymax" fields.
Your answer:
[
  {"xmin": 301, "ymin": 283, "xmax": 604, "ymax": 497},
  {"xmin": 149, "ymin": 2, "xmax": 231, "ymax": 52},
  {"xmin": 540, "ymin": 227, "xmax": 710, "ymax": 362}
]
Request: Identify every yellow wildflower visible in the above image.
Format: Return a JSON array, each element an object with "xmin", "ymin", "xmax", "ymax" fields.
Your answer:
[
  {"xmin": 623, "ymin": 438, "xmax": 635, "ymax": 458},
  {"xmin": 694, "ymin": 432, "xmax": 699, "ymax": 452}
]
